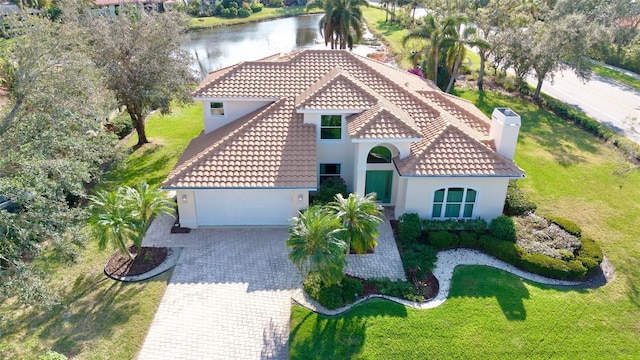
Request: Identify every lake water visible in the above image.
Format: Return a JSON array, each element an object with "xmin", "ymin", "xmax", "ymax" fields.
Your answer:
[{"xmin": 183, "ymin": 14, "xmax": 382, "ymax": 79}]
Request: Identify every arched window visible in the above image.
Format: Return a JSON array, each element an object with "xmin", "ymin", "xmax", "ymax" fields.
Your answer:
[
  {"xmin": 432, "ymin": 187, "xmax": 477, "ymax": 218},
  {"xmin": 367, "ymin": 146, "xmax": 392, "ymax": 163}
]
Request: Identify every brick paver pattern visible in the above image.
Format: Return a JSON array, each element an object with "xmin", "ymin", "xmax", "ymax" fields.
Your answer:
[{"xmin": 138, "ymin": 210, "xmax": 404, "ymax": 359}]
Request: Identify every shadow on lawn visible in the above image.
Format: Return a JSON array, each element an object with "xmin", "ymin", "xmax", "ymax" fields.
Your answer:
[
  {"xmin": 103, "ymin": 143, "xmax": 173, "ymax": 189},
  {"xmin": 474, "ymin": 91, "xmax": 601, "ymax": 167},
  {"xmin": 449, "ymin": 266, "xmax": 587, "ymax": 321},
  {"xmin": 3, "ymin": 271, "xmax": 169, "ymax": 358},
  {"xmin": 289, "ymin": 300, "xmax": 406, "ymax": 359}
]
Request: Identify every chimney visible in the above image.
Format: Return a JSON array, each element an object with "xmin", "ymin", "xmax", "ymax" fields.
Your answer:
[{"xmin": 490, "ymin": 107, "xmax": 521, "ymax": 160}]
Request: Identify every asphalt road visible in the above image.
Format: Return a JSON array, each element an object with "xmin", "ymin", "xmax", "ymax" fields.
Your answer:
[{"xmin": 526, "ymin": 69, "xmax": 640, "ymax": 144}]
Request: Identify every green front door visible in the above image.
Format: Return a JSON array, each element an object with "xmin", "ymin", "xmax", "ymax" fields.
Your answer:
[{"xmin": 365, "ymin": 170, "xmax": 393, "ymax": 203}]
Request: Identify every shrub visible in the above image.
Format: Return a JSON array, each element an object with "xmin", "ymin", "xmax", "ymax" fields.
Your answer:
[
  {"xmin": 318, "ymin": 284, "xmax": 343, "ymax": 309},
  {"xmin": 220, "ymin": 8, "xmax": 232, "ymax": 17},
  {"xmin": 237, "ymin": 7, "xmax": 252, "ymax": 17},
  {"xmin": 398, "ymin": 213, "xmax": 421, "ymax": 244},
  {"xmin": 428, "ymin": 231, "xmax": 460, "ymax": 249},
  {"xmin": 458, "ymin": 231, "xmax": 478, "ymax": 248},
  {"xmin": 251, "ymin": 2, "xmax": 263, "ymax": 12},
  {"xmin": 547, "ymin": 216, "xmax": 582, "ymax": 237},
  {"xmin": 520, "ymin": 253, "xmax": 587, "ymax": 280},
  {"xmin": 478, "ymin": 235, "xmax": 522, "ymax": 265},
  {"xmin": 504, "ymin": 180, "xmax": 537, "ymax": 216},
  {"xmin": 302, "ymin": 272, "xmax": 323, "ymax": 300},
  {"xmin": 577, "ymin": 236, "xmax": 604, "ymax": 275},
  {"xmin": 369, "ymin": 278, "xmax": 421, "ymax": 301},
  {"xmin": 107, "ymin": 112, "xmax": 133, "ymax": 139},
  {"xmin": 460, "ymin": 218, "xmax": 488, "ymax": 234},
  {"xmin": 214, "ymin": 3, "xmax": 224, "ymax": 15},
  {"xmin": 341, "ymin": 277, "xmax": 363, "ymax": 303},
  {"xmin": 489, "ymin": 216, "xmax": 516, "ymax": 242},
  {"xmin": 313, "ymin": 177, "xmax": 347, "ymax": 204},
  {"xmin": 402, "ymin": 243, "xmax": 437, "ymax": 278},
  {"xmin": 422, "ymin": 219, "xmax": 458, "ymax": 232},
  {"xmin": 268, "ymin": 0, "xmax": 283, "ymax": 7}
]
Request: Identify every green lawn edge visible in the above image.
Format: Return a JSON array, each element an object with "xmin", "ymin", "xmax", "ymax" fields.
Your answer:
[
  {"xmin": 591, "ymin": 62, "xmax": 640, "ymax": 93},
  {"xmin": 189, "ymin": 6, "xmax": 323, "ymax": 30}
]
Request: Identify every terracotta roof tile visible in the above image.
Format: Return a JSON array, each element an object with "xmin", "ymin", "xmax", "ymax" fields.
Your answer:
[
  {"xmin": 295, "ymin": 67, "xmax": 379, "ymax": 110},
  {"xmin": 348, "ymin": 102, "xmax": 422, "ymax": 139},
  {"xmin": 395, "ymin": 125, "xmax": 524, "ymax": 177},
  {"xmin": 164, "ymin": 98, "xmax": 317, "ymax": 188}
]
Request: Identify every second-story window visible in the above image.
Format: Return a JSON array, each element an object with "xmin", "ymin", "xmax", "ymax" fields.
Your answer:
[
  {"xmin": 320, "ymin": 115, "xmax": 342, "ymax": 140},
  {"xmin": 210, "ymin": 102, "xmax": 225, "ymax": 116}
]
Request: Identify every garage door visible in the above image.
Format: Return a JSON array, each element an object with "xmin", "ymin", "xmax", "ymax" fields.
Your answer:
[{"xmin": 195, "ymin": 190, "xmax": 292, "ymax": 226}]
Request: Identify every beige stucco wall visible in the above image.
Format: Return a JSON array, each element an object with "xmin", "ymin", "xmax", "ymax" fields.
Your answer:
[
  {"xmin": 394, "ymin": 176, "xmax": 511, "ymax": 221},
  {"xmin": 202, "ymin": 100, "xmax": 272, "ymax": 134}
]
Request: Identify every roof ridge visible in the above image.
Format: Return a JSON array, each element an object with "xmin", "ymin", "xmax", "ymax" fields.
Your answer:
[{"xmin": 164, "ymin": 99, "xmax": 287, "ymax": 185}]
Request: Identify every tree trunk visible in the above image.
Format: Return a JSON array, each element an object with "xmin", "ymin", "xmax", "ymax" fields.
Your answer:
[
  {"xmin": 129, "ymin": 108, "xmax": 149, "ymax": 146},
  {"xmin": 477, "ymin": 52, "xmax": 486, "ymax": 91},
  {"xmin": 445, "ymin": 56, "xmax": 462, "ymax": 93},
  {"xmin": 533, "ymin": 77, "xmax": 544, "ymax": 101}
]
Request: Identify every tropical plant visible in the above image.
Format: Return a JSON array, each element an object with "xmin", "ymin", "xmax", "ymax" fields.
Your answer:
[
  {"xmin": 328, "ymin": 193, "xmax": 383, "ymax": 254},
  {"xmin": 89, "ymin": 182, "xmax": 173, "ymax": 259},
  {"xmin": 403, "ymin": 13, "xmax": 459, "ymax": 87},
  {"xmin": 286, "ymin": 206, "xmax": 347, "ymax": 286},
  {"xmin": 307, "ymin": 0, "xmax": 369, "ymax": 50},
  {"xmin": 443, "ymin": 18, "xmax": 490, "ymax": 92}
]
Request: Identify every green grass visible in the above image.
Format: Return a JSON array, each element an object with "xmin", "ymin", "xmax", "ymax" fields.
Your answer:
[
  {"xmin": 289, "ymin": 90, "xmax": 640, "ymax": 358},
  {"xmin": 189, "ymin": 6, "xmax": 322, "ymax": 30},
  {"xmin": 0, "ymin": 104, "xmax": 204, "ymax": 359},
  {"xmin": 591, "ymin": 62, "xmax": 640, "ymax": 92}
]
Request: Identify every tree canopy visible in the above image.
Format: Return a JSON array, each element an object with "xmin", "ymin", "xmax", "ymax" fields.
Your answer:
[{"xmin": 63, "ymin": 2, "xmax": 197, "ymax": 146}]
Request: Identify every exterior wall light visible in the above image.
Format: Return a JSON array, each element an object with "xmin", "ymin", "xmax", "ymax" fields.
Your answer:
[
  {"xmin": 298, "ymin": 194, "xmax": 304, "ymax": 202},
  {"xmin": 181, "ymin": 194, "xmax": 188, "ymax": 203}
]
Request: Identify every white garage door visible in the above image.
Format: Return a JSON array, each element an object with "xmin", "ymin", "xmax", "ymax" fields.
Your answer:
[{"xmin": 195, "ymin": 190, "xmax": 292, "ymax": 226}]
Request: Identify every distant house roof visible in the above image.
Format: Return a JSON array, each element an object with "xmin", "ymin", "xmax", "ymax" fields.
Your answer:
[
  {"xmin": 165, "ymin": 50, "xmax": 524, "ymax": 189},
  {"xmin": 0, "ymin": 2, "xmax": 40, "ymax": 16},
  {"xmin": 93, "ymin": 0, "xmax": 175, "ymax": 6}
]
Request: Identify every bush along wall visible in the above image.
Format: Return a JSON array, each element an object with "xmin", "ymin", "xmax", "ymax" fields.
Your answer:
[{"xmin": 398, "ymin": 213, "xmax": 604, "ymax": 281}]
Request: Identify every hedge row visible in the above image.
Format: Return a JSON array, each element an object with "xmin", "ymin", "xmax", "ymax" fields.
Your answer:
[
  {"xmin": 397, "ymin": 214, "xmax": 604, "ymax": 281},
  {"xmin": 303, "ymin": 272, "xmax": 363, "ymax": 309},
  {"xmin": 538, "ymin": 93, "xmax": 640, "ymax": 162}
]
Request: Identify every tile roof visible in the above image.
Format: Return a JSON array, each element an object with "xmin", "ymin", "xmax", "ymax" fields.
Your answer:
[
  {"xmin": 164, "ymin": 98, "xmax": 317, "ymax": 188},
  {"xmin": 295, "ymin": 67, "xmax": 379, "ymax": 111},
  {"xmin": 168, "ymin": 50, "xmax": 523, "ymax": 189},
  {"xmin": 395, "ymin": 125, "xmax": 524, "ymax": 177}
]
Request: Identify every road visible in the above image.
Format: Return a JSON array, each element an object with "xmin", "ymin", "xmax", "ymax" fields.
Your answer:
[{"xmin": 526, "ymin": 69, "xmax": 640, "ymax": 144}]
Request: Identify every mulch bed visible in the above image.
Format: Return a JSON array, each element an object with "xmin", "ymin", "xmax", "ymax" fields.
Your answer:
[
  {"xmin": 347, "ymin": 271, "xmax": 439, "ymax": 301},
  {"xmin": 104, "ymin": 246, "xmax": 168, "ymax": 278}
]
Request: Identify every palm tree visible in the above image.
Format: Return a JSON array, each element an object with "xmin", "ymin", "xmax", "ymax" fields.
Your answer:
[
  {"xmin": 329, "ymin": 193, "xmax": 384, "ymax": 254},
  {"xmin": 444, "ymin": 20, "xmax": 490, "ymax": 93},
  {"xmin": 90, "ymin": 182, "xmax": 174, "ymax": 259},
  {"xmin": 89, "ymin": 189, "xmax": 139, "ymax": 260},
  {"xmin": 124, "ymin": 182, "xmax": 174, "ymax": 244},
  {"xmin": 403, "ymin": 14, "xmax": 458, "ymax": 86},
  {"xmin": 307, "ymin": 0, "xmax": 368, "ymax": 50},
  {"xmin": 286, "ymin": 206, "xmax": 347, "ymax": 286}
]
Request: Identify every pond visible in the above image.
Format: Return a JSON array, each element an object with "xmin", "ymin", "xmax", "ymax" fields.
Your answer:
[{"xmin": 182, "ymin": 14, "xmax": 383, "ymax": 79}]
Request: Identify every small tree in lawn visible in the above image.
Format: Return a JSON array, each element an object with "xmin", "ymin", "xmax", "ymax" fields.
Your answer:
[
  {"xmin": 286, "ymin": 206, "xmax": 347, "ymax": 286},
  {"xmin": 329, "ymin": 193, "xmax": 383, "ymax": 254},
  {"xmin": 90, "ymin": 182, "xmax": 174, "ymax": 259}
]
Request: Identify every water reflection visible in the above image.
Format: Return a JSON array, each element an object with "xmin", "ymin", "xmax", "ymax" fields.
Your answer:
[
  {"xmin": 183, "ymin": 14, "xmax": 382, "ymax": 79},
  {"xmin": 184, "ymin": 15, "xmax": 325, "ymax": 78}
]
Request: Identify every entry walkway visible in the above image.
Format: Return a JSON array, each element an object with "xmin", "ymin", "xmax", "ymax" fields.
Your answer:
[{"xmin": 137, "ymin": 212, "xmax": 405, "ymax": 359}]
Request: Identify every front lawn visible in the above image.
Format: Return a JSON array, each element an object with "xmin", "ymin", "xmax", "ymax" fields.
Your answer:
[
  {"xmin": 289, "ymin": 90, "xmax": 640, "ymax": 358},
  {"xmin": 0, "ymin": 104, "xmax": 204, "ymax": 359}
]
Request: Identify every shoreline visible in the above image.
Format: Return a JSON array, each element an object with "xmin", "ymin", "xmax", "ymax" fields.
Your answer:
[{"xmin": 188, "ymin": 6, "xmax": 323, "ymax": 31}]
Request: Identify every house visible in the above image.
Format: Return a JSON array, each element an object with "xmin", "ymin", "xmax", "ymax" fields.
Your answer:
[
  {"xmin": 94, "ymin": 0, "xmax": 175, "ymax": 16},
  {"xmin": 163, "ymin": 50, "xmax": 524, "ymax": 227}
]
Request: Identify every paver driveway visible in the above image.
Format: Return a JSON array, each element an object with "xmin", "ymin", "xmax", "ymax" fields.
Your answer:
[{"xmin": 138, "ymin": 220, "xmax": 302, "ymax": 360}]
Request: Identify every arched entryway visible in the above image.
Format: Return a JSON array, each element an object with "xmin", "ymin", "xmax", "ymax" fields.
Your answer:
[{"xmin": 365, "ymin": 146, "xmax": 394, "ymax": 203}]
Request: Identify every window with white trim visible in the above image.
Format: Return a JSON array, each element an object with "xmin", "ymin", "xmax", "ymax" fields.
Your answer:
[
  {"xmin": 320, "ymin": 115, "xmax": 342, "ymax": 140},
  {"xmin": 432, "ymin": 187, "xmax": 477, "ymax": 218},
  {"xmin": 210, "ymin": 102, "xmax": 225, "ymax": 116},
  {"xmin": 319, "ymin": 163, "xmax": 341, "ymax": 183}
]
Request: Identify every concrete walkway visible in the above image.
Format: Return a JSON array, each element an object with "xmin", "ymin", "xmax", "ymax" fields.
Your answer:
[{"xmin": 137, "ymin": 212, "xmax": 405, "ymax": 359}]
